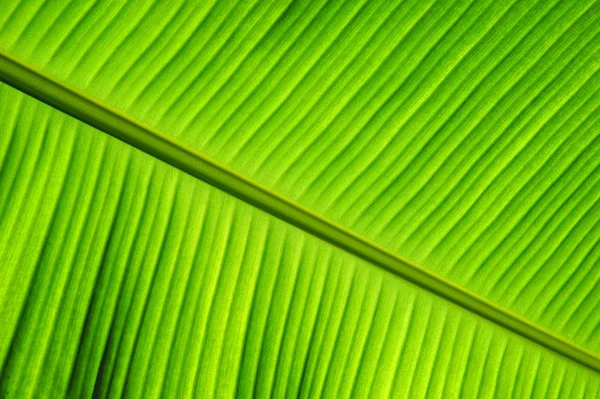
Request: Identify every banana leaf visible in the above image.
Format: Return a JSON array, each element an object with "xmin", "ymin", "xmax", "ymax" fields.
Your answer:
[{"xmin": 0, "ymin": 0, "xmax": 599, "ymax": 397}]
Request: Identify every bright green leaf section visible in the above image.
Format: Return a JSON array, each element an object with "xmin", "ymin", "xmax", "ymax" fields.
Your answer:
[
  {"xmin": 1, "ymin": 0, "xmax": 599, "ymax": 354},
  {"xmin": 1, "ymin": 81, "xmax": 599, "ymax": 397}
]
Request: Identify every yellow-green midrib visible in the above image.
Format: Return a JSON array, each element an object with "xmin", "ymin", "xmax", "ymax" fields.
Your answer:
[
  {"xmin": 1, "ymin": 82, "xmax": 599, "ymax": 398},
  {"xmin": 2, "ymin": 50, "xmax": 600, "ymax": 375},
  {"xmin": 1, "ymin": 0, "xmax": 599, "ymax": 355}
]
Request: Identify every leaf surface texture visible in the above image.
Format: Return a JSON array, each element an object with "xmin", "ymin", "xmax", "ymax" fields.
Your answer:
[{"xmin": 0, "ymin": 0, "xmax": 599, "ymax": 396}]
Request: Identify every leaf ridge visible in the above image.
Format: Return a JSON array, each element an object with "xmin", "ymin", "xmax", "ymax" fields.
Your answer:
[{"xmin": 1, "ymin": 50, "xmax": 599, "ymax": 374}]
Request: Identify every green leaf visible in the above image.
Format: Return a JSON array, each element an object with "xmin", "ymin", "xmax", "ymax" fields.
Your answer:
[{"xmin": 0, "ymin": 0, "xmax": 599, "ymax": 397}]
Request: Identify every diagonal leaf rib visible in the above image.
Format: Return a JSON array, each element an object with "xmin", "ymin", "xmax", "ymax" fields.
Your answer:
[{"xmin": 1, "ymin": 50, "xmax": 599, "ymax": 374}]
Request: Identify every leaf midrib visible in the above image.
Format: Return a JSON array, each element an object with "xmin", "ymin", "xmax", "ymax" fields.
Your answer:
[{"xmin": 1, "ymin": 50, "xmax": 598, "ymax": 373}]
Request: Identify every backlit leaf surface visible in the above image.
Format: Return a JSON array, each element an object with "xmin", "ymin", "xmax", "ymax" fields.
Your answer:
[{"xmin": 0, "ymin": 0, "xmax": 599, "ymax": 397}]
